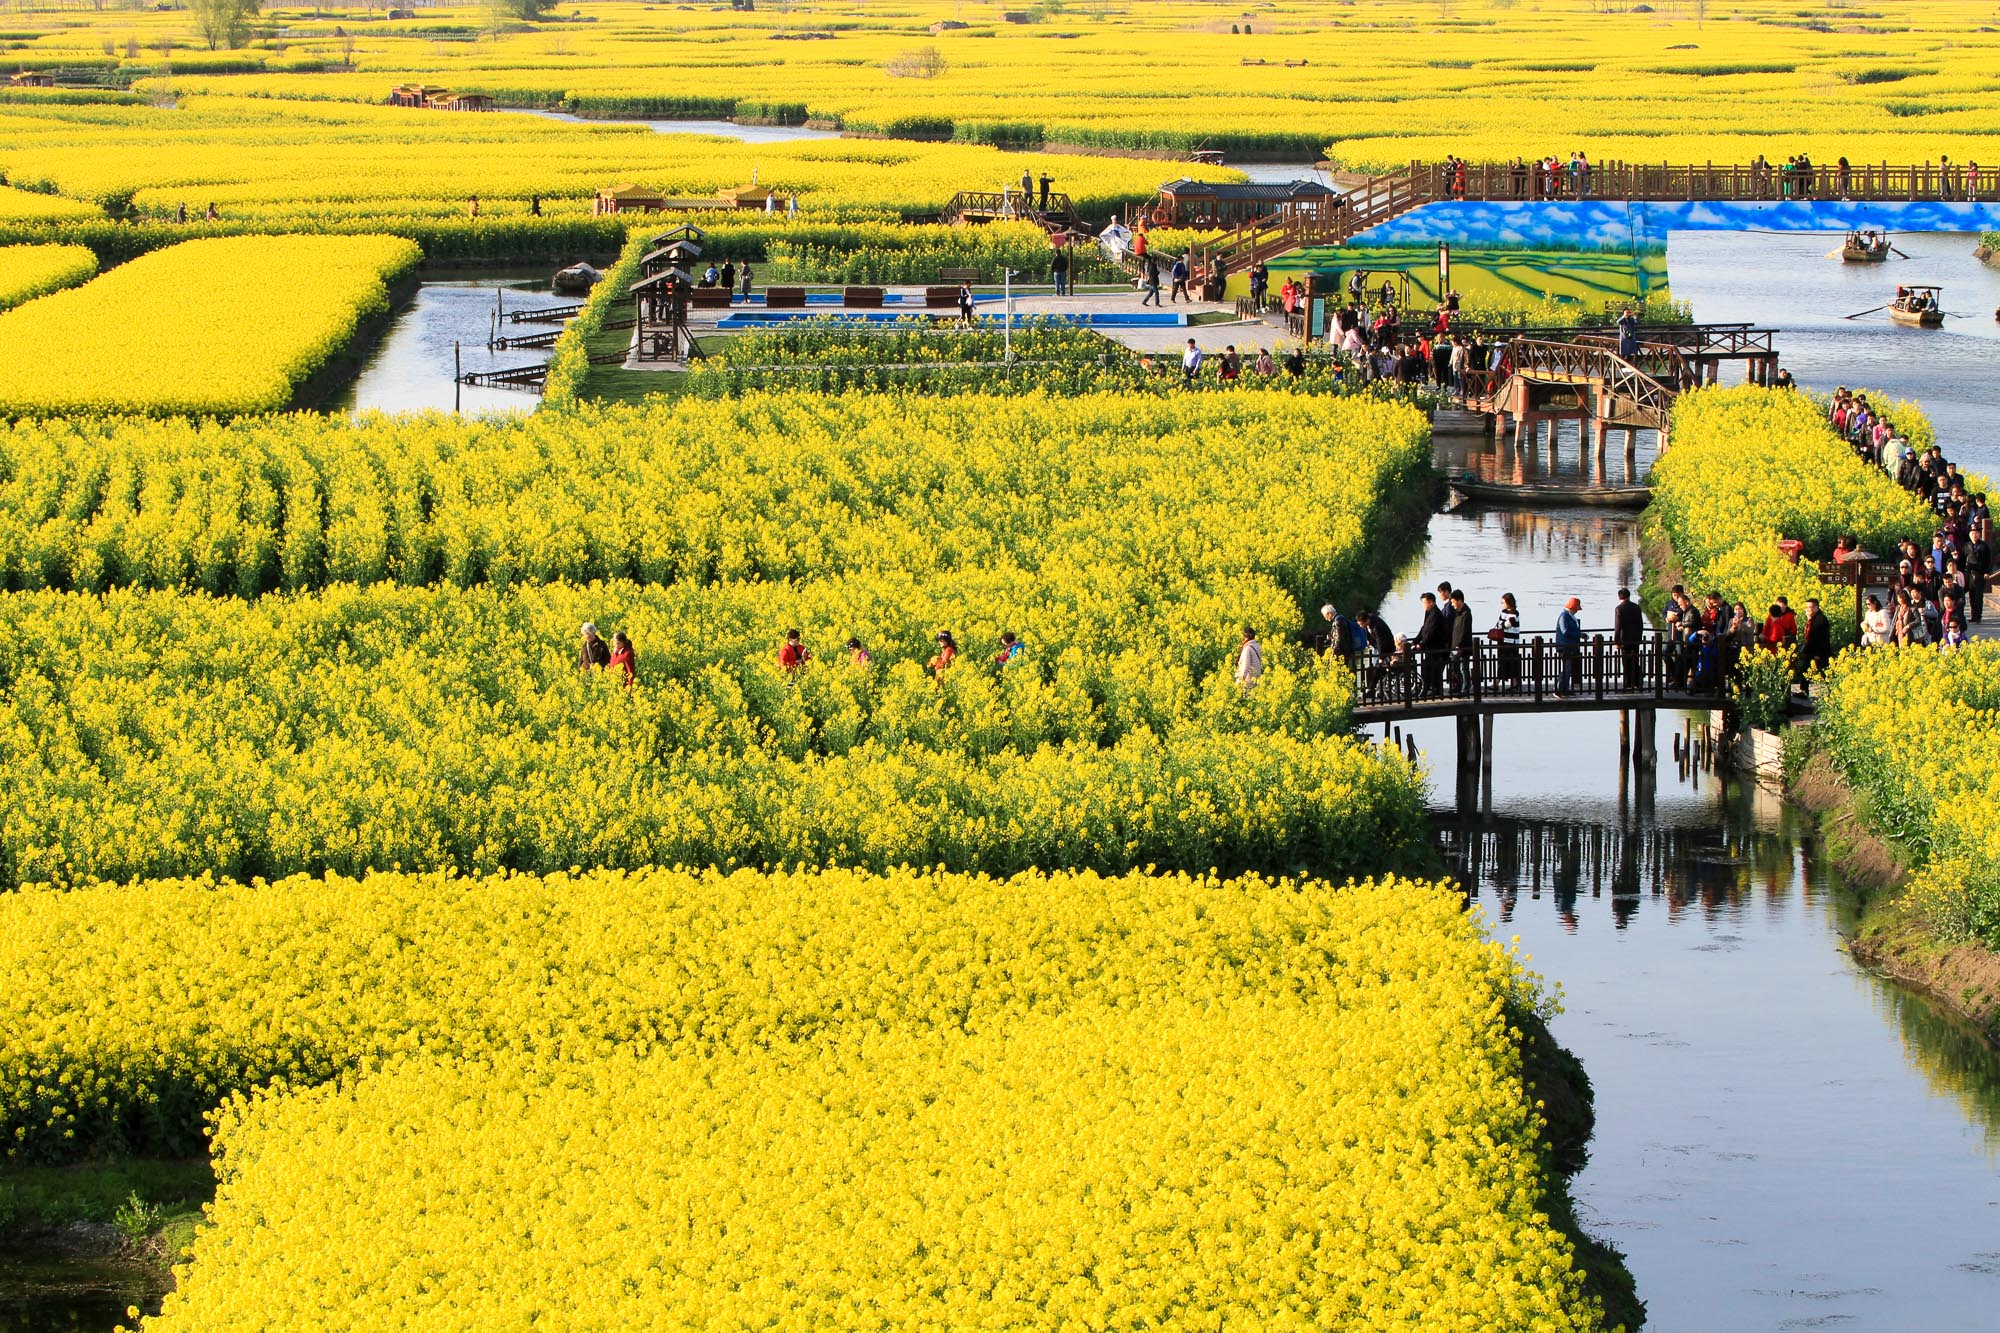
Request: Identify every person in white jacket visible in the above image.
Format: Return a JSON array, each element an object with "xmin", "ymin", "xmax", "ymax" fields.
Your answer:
[{"xmin": 1235, "ymin": 625, "xmax": 1263, "ymax": 690}]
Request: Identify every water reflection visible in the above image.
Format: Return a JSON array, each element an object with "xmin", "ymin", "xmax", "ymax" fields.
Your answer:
[
  {"xmin": 1872, "ymin": 984, "xmax": 2000, "ymax": 1153},
  {"xmin": 0, "ymin": 1256, "xmax": 162, "ymax": 1333},
  {"xmin": 1436, "ymin": 419, "xmax": 1663, "ymax": 488},
  {"xmin": 1441, "ymin": 782, "xmax": 2000, "ymax": 1329}
]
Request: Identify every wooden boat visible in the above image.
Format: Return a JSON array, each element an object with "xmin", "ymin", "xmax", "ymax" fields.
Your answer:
[
  {"xmin": 1841, "ymin": 229, "xmax": 1890, "ymax": 262},
  {"xmin": 1888, "ymin": 284, "xmax": 1944, "ymax": 327},
  {"xmin": 1449, "ymin": 476, "xmax": 1652, "ymax": 509},
  {"xmin": 550, "ymin": 262, "xmax": 602, "ymax": 295}
]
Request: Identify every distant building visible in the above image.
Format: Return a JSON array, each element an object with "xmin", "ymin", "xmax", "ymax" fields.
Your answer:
[
  {"xmin": 8, "ymin": 72, "xmax": 56, "ymax": 89},
  {"xmin": 594, "ymin": 184, "xmax": 669, "ymax": 216},
  {"xmin": 387, "ymin": 83, "xmax": 450, "ymax": 108}
]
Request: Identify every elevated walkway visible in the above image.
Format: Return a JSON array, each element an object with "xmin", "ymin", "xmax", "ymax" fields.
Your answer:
[{"xmin": 1196, "ymin": 159, "xmax": 2000, "ymax": 272}]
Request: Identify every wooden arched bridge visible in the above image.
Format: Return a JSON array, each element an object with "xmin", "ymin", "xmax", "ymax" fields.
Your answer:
[{"xmin": 1459, "ymin": 323, "xmax": 1780, "ymax": 446}]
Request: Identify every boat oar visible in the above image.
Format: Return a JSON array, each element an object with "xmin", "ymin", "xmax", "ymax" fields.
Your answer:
[
  {"xmin": 1822, "ymin": 246, "xmax": 1843, "ymax": 259},
  {"xmin": 1844, "ymin": 303, "xmax": 1887, "ymax": 319},
  {"xmin": 1890, "ymin": 246, "xmax": 1912, "ymax": 259}
]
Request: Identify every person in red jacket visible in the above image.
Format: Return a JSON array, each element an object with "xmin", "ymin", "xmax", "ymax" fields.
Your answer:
[
  {"xmin": 608, "ymin": 631, "xmax": 636, "ymax": 686},
  {"xmin": 928, "ymin": 630, "xmax": 958, "ymax": 676},
  {"xmin": 779, "ymin": 628, "xmax": 811, "ymax": 673}
]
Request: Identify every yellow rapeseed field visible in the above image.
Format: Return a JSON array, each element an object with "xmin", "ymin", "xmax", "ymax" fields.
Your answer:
[
  {"xmin": 0, "ymin": 242, "xmax": 95, "ymax": 311},
  {"xmin": 6, "ymin": 870, "xmax": 1601, "ymax": 1331},
  {"xmin": 0, "ymin": 234, "xmax": 418, "ymax": 415},
  {"xmin": 1816, "ymin": 644, "xmax": 2000, "ymax": 949}
]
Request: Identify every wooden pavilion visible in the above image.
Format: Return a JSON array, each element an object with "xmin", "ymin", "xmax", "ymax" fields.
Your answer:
[
  {"xmin": 629, "ymin": 268, "xmax": 702, "ymax": 363},
  {"xmin": 1149, "ymin": 178, "xmax": 1338, "ymax": 227},
  {"xmin": 387, "ymin": 83, "xmax": 449, "ymax": 107},
  {"xmin": 594, "ymin": 184, "xmax": 669, "ymax": 216}
]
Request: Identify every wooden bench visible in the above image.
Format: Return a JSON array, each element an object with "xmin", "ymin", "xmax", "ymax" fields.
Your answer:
[
  {"xmin": 924, "ymin": 286, "xmax": 962, "ymax": 308},
  {"xmin": 763, "ymin": 285, "xmax": 807, "ymax": 308},
  {"xmin": 939, "ymin": 267, "xmax": 981, "ymax": 284},
  {"xmin": 689, "ymin": 286, "xmax": 734, "ymax": 308},
  {"xmin": 843, "ymin": 285, "xmax": 885, "ymax": 308}
]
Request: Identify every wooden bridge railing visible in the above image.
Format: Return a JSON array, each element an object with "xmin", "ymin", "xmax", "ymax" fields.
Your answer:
[
  {"xmin": 1421, "ymin": 158, "xmax": 2000, "ymax": 205},
  {"xmin": 1505, "ymin": 338, "xmax": 1682, "ymax": 425},
  {"xmin": 1349, "ymin": 631, "xmax": 1727, "ymax": 719},
  {"xmin": 943, "ymin": 189, "xmax": 1077, "ymax": 229}
]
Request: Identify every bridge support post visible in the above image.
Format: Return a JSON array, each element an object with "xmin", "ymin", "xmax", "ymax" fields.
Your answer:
[
  {"xmin": 1633, "ymin": 707, "xmax": 1657, "ymax": 766},
  {"xmin": 1480, "ymin": 712, "xmax": 1494, "ymax": 813}
]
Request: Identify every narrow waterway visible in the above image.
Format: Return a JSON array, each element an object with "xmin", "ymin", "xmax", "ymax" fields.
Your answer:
[
  {"xmin": 334, "ymin": 271, "xmax": 576, "ymax": 416},
  {"xmin": 510, "ymin": 109, "xmax": 839, "ymax": 144},
  {"xmin": 1378, "ymin": 231, "xmax": 2000, "ymax": 1330}
]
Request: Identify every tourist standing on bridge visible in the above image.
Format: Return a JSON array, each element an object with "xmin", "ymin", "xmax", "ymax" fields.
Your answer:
[
  {"xmin": 1492, "ymin": 593, "xmax": 1522, "ymax": 691},
  {"xmin": 1554, "ymin": 598, "xmax": 1583, "ymax": 697},
  {"xmin": 1663, "ymin": 585, "xmax": 1697, "ymax": 689},
  {"xmin": 1038, "ymin": 173, "xmax": 1052, "ymax": 211},
  {"xmin": 1614, "ymin": 587, "xmax": 1644, "ymax": 690},
  {"xmin": 1449, "ymin": 589, "xmax": 1475, "ymax": 693},
  {"xmin": 1616, "ymin": 308, "xmax": 1640, "ymax": 361},
  {"xmin": 1416, "ymin": 593, "xmax": 1449, "ymax": 697}
]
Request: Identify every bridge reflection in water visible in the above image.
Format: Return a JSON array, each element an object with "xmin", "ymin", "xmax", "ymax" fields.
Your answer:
[{"xmin": 1435, "ymin": 806, "xmax": 1804, "ymax": 933}]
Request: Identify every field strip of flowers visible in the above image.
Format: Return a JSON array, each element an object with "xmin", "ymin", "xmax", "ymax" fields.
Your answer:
[
  {"xmin": 0, "ymin": 867, "xmax": 1494, "ymax": 1159},
  {"xmin": 0, "ymin": 186, "xmax": 99, "ymax": 222},
  {"xmin": 0, "ymin": 234, "xmax": 418, "ymax": 416},
  {"xmin": 0, "ymin": 393, "xmax": 1431, "ymax": 609},
  {"xmin": 0, "ymin": 578, "xmax": 1423, "ymax": 890},
  {"xmin": 0, "ymin": 868, "xmax": 1600, "ymax": 1328},
  {"xmin": 33, "ymin": 0, "xmax": 1996, "ymax": 167},
  {"xmin": 0, "ymin": 242, "xmax": 95, "ymax": 312},
  {"xmin": 1815, "ymin": 645, "xmax": 2000, "ymax": 950},
  {"xmin": 1646, "ymin": 386, "xmax": 1937, "ymax": 643},
  {"xmin": 0, "ymin": 95, "xmax": 1235, "ymax": 225}
]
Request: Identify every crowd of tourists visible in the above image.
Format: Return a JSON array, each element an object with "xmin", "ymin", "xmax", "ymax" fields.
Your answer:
[
  {"xmin": 1827, "ymin": 387, "xmax": 1991, "ymax": 647},
  {"xmin": 1317, "ymin": 581, "xmax": 1836, "ymax": 706}
]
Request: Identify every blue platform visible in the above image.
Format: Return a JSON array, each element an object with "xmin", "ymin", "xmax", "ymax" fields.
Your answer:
[{"xmin": 1350, "ymin": 199, "xmax": 2000, "ymax": 250}]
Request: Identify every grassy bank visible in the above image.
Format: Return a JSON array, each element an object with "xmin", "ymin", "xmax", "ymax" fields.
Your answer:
[{"xmin": 1787, "ymin": 747, "xmax": 2000, "ymax": 1042}]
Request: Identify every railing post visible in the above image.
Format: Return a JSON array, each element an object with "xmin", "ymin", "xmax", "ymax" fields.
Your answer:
[
  {"xmin": 1592, "ymin": 635, "xmax": 1606, "ymax": 701},
  {"xmin": 1531, "ymin": 636, "xmax": 1545, "ymax": 704}
]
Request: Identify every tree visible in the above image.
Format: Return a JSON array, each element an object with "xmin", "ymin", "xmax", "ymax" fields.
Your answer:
[
  {"xmin": 190, "ymin": 0, "xmax": 260, "ymax": 50},
  {"xmin": 885, "ymin": 45, "xmax": 947, "ymax": 78}
]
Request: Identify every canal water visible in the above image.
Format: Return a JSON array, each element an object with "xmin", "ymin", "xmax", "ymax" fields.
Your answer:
[
  {"xmin": 1380, "ymin": 230, "xmax": 2000, "ymax": 1329},
  {"xmin": 335, "ymin": 271, "xmax": 575, "ymax": 417}
]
